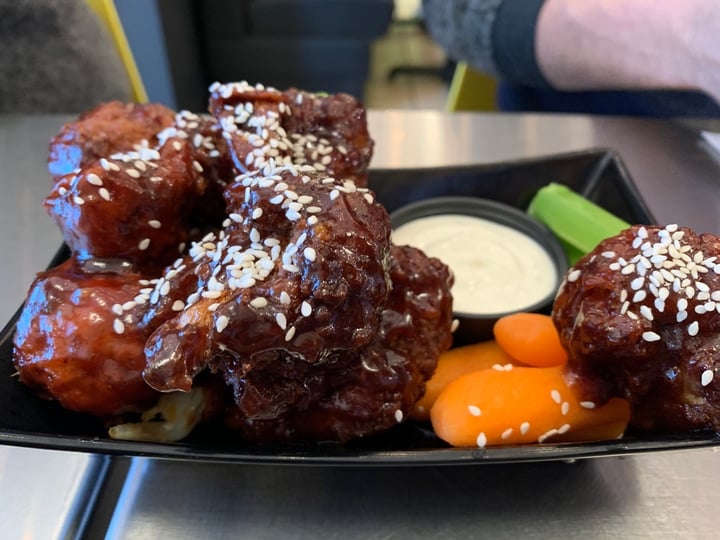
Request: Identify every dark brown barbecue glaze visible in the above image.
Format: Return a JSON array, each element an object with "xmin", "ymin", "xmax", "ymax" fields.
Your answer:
[
  {"xmin": 13, "ymin": 83, "xmax": 454, "ymax": 443},
  {"xmin": 48, "ymin": 101, "xmax": 176, "ymax": 182}
]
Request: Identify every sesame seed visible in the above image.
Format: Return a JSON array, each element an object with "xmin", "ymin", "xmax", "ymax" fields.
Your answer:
[
  {"xmin": 250, "ymin": 297, "xmax": 268, "ymax": 308},
  {"xmin": 86, "ymin": 173, "xmax": 103, "ymax": 186},
  {"xmin": 642, "ymin": 331, "xmax": 662, "ymax": 342},
  {"xmin": 520, "ymin": 422, "xmax": 530, "ymax": 435},
  {"xmin": 202, "ymin": 290, "xmax": 222, "ymax": 299},
  {"xmin": 172, "ymin": 300, "xmax": 185, "ymax": 311},
  {"xmin": 580, "ymin": 401, "xmax": 596, "ymax": 409},
  {"xmin": 630, "ymin": 277, "xmax": 645, "ymax": 290},
  {"xmin": 111, "ymin": 304, "xmax": 123, "ymax": 316},
  {"xmin": 394, "ymin": 409, "xmax": 404, "ymax": 423},
  {"xmin": 148, "ymin": 220, "xmax": 162, "ymax": 229},
  {"xmin": 688, "ymin": 321, "xmax": 699, "ymax": 336},
  {"xmin": 476, "ymin": 432, "xmax": 487, "ymax": 448},
  {"xmin": 501, "ymin": 428, "xmax": 513, "ymax": 440},
  {"xmin": 215, "ymin": 315, "xmax": 229, "ymax": 333},
  {"xmin": 301, "ymin": 301, "xmax": 312, "ymax": 317},
  {"xmin": 126, "ymin": 168, "xmax": 141, "ymax": 179},
  {"xmin": 252, "ymin": 207, "xmax": 263, "ymax": 219},
  {"xmin": 468, "ymin": 405, "xmax": 482, "ymax": 416},
  {"xmin": 450, "ymin": 319, "xmax": 460, "ymax": 333},
  {"xmin": 275, "ymin": 312, "xmax": 287, "ymax": 330},
  {"xmin": 330, "ymin": 189, "xmax": 339, "ymax": 201},
  {"xmin": 550, "ymin": 389, "xmax": 561, "ymax": 404},
  {"xmin": 561, "ymin": 402, "xmax": 570, "ymax": 415},
  {"xmin": 113, "ymin": 319, "xmax": 125, "ymax": 334},
  {"xmin": 567, "ymin": 269, "xmax": 581, "ymax": 283},
  {"xmin": 538, "ymin": 429, "xmax": 558, "ymax": 443},
  {"xmin": 701, "ymin": 369, "xmax": 714, "ymax": 386},
  {"xmin": 558, "ymin": 424, "xmax": 571, "ymax": 435},
  {"xmin": 160, "ymin": 281, "xmax": 171, "ymax": 297},
  {"xmin": 73, "ymin": 195, "xmax": 85, "ymax": 205},
  {"xmin": 280, "ymin": 291, "xmax": 291, "ymax": 305},
  {"xmin": 303, "ymin": 247, "xmax": 317, "ymax": 262},
  {"xmin": 284, "ymin": 326, "xmax": 296, "ymax": 341},
  {"xmin": 138, "ymin": 238, "xmax": 150, "ymax": 251},
  {"xmin": 172, "ymin": 141, "xmax": 182, "ymax": 151}
]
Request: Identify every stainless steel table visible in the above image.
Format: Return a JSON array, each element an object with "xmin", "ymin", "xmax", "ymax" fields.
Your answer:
[{"xmin": 1, "ymin": 112, "xmax": 719, "ymax": 539}]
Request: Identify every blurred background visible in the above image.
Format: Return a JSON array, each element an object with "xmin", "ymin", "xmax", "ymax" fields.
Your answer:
[
  {"xmin": 117, "ymin": 0, "xmax": 451, "ymax": 111},
  {"xmin": 0, "ymin": 0, "xmax": 452, "ymax": 113}
]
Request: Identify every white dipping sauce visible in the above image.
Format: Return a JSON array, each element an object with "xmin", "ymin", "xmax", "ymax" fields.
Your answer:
[{"xmin": 392, "ymin": 214, "xmax": 557, "ymax": 314}]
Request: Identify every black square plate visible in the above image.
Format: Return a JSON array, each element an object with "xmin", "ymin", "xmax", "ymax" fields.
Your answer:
[{"xmin": 2, "ymin": 149, "xmax": 718, "ymax": 465}]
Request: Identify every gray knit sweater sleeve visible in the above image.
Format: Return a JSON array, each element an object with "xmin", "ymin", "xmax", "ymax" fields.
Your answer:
[
  {"xmin": 422, "ymin": 0, "xmax": 504, "ymax": 77},
  {"xmin": 0, "ymin": 0, "xmax": 133, "ymax": 113},
  {"xmin": 422, "ymin": 0, "xmax": 549, "ymax": 87}
]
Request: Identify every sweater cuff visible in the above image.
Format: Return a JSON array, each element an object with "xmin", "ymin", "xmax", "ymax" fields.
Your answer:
[{"xmin": 492, "ymin": 0, "xmax": 550, "ymax": 87}]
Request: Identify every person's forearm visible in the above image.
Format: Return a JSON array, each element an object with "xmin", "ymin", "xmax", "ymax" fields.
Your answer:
[{"xmin": 536, "ymin": 0, "xmax": 720, "ymax": 100}]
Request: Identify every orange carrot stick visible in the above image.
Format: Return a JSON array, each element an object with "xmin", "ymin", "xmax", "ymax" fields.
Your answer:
[
  {"xmin": 493, "ymin": 313, "xmax": 568, "ymax": 367},
  {"xmin": 411, "ymin": 340, "xmax": 517, "ymax": 421},
  {"xmin": 430, "ymin": 365, "xmax": 630, "ymax": 448}
]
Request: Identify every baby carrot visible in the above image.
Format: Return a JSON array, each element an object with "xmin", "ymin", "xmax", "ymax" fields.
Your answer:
[
  {"xmin": 493, "ymin": 312, "xmax": 568, "ymax": 367},
  {"xmin": 430, "ymin": 365, "xmax": 630, "ymax": 448},
  {"xmin": 410, "ymin": 340, "xmax": 517, "ymax": 421}
]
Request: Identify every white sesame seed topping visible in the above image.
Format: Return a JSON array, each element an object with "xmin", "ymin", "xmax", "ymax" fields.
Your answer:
[
  {"xmin": 215, "ymin": 315, "xmax": 229, "ymax": 333},
  {"xmin": 580, "ymin": 401, "xmax": 596, "ymax": 409},
  {"xmin": 501, "ymin": 428, "xmax": 513, "ymax": 440},
  {"xmin": 561, "ymin": 402, "xmax": 570, "ymax": 416},
  {"xmin": 250, "ymin": 297, "xmax": 268, "ymax": 308},
  {"xmin": 476, "ymin": 432, "xmax": 487, "ymax": 448},
  {"xmin": 86, "ymin": 173, "xmax": 103, "ymax": 186},
  {"xmin": 148, "ymin": 220, "xmax": 162, "ymax": 229},
  {"xmin": 566, "ymin": 269, "xmax": 581, "ymax": 283},
  {"xmin": 284, "ymin": 326, "xmax": 296, "ymax": 341},
  {"xmin": 113, "ymin": 319, "xmax": 125, "ymax": 334},
  {"xmin": 688, "ymin": 321, "xmax": 699, "ymax": 336},
  {"xmin": 301, "ymin": 301, "xmax": 312, "ymax": 317},
  {"xmin": 394, "ymin": 409, "xmax": 404, "ymax": 423},
  {"xmin": 640, "ymin": 305, "xmax": 654, "ymax": 321},
  {"xmin": 701, "ymin": 369, "xmax": 714, "ymax": 387},
  {"xmin": 138, "ymin": 238, "xmax": 150, "ymax": 251},
  {"xmin": 642, "ymin": 331, "xmax": 662, "ymax": 342},
  {"xmin": 520, "ymin": 422, "xmax": 530, "ymax": 435},
  {"xmin": 275, "ymin": 312, "xmax": 287, "ymax": 330},
  {"xmin": 303, "ymin": 247, "xmax": 317, "ymax": 262},
  {"xmin": 280, "ymin": 291, "xmax": 291, "ymax": 305},
  {"xmin": 172, "ymin": 300, "xmax": 185, "ymax": 311},
  {"xmin": 550, "ymin": 389, "xmax": 561, "ymax": 404},
  {"xmin": 468, "ymin": 405, "xmax": 482, "ymax": 416}
]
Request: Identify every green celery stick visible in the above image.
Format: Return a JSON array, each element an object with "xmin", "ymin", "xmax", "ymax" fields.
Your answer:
[{"xmin": 527, "ymin": 183, "xmax": 631, "ymax": 265}]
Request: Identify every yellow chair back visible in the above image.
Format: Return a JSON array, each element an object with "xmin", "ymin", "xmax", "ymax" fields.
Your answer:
[
  {"xmin": 85, "ymin": 0, "xmax": 148, "ymax": 103},
  {"xmin": 445, "ymin": 62, "xmax": 497, "ymax": 112}
]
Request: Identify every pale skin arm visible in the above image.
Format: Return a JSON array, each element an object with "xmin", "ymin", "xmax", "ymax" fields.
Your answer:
[{"xmin": 536, "ymin": 0, "xmax": 720, "ymax": 102}]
